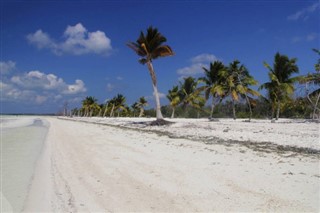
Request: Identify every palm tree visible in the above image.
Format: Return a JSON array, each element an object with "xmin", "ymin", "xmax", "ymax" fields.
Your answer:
[
  {"xmin": 179, "ymin": 77, "xmax": 206, "ymax": 112},
  {"xmin": 113, "ymin": 94, "xmax": 127, "ymax": 117},
  {"xmin": 127, "ymin": 26, "xmax": 174, "ymax": 121},
  {"xmin": 199, "ymin": 61, "xmax": 227, "ymax": 118},
  {"xmin": 103, "ymin": 99, "xmax": 109, "ymax": 117},
  {"xmin": 167, "ymin": 85, "xmax": 181, "ymax": 118},
  {"xmin": 131, "ymin": 102, "xmax": 140, "ymax": 117},
  {"xmin": 260, "ymin": 52, "xmax": 299, "ymax": 120},
  {"xmin": 137, "ymin": 97, "xmax": 148, "ymax": 117},
  {"xmin": 220, "ymin": 60, "xmax": 259, "ymax": 120},
  {"xmin": 82, "ymin": 96, "xmax": 98, "ymax": 117},
  {"xmin": 299, "ymin": 49, "xmax": 320, "ymax": 119}
]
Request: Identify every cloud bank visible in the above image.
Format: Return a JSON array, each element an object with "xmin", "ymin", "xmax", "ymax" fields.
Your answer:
[
  {"xmin": 1, "ymin": 61, "xmax": 87, "ymax": 105},
  {"xmin": 27, "ymin": 23, "xmax": 112, "ymax": 56}
]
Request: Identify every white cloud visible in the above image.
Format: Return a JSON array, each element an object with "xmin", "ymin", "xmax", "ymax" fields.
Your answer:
[
  {"xmin": 191, "ymin": 54, "xmax": 218, "ymax": 64},
  {"xmin": 0, "ymin": 61, "xmax": 16, "ymax": 74},
  {"xmin": 63, "ymin": 79, "xmax": 87, "ymax": 94},
  {"xmin": 27, "ymin": 30, "xmax": 56, "ymax": 49},
  {"xmin": 177, "ymin": 63, "xmax": 205, "ymax": 76},
  {"xmin": 27, "ymin": 23, "xmax": 112, "ymax": 56},
  {"xmin": 177, "ymin": 53, "xmax": 219, "ymax": 76},
  {"xmin": 287, "ymin": 2, "xmax": 320, "ymax": 21},
  {"xmin": 1, "ymin": 69, "xmax": 87, "ymax": 105}
]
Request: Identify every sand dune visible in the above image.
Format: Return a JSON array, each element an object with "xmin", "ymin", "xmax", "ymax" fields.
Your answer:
[{"xmin": 21, "ymin": 117, "xmax": 319, "ymax": 212}]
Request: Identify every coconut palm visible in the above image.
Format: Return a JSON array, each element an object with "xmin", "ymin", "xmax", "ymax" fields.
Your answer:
[
  {"xmin": 179, "ymin": 77, "xmax": 206, "ymax": 111},
  {"xmin": 199, "ymin": 61, "xmax": 227, "ymax": 118},
  {"xmin": 131, "ymin": 102, "xmax": 140, "ymax": 117},
  {"xmin": 299, "ymin": 49, "xmax": 320, "ymax": 119},
  {"xmin": 220, "ymin": 60, "xmax": 259, "ymax": 120},
  {"xmin": 260, "ymin": 52, "xmax": 299, "ymax": 120},
  {"xmin": 109, "ymin": 94, "xmax": 127, "ymax": 117},
  {"xmin": 167, "ymin": 85, "xmax": 181, "ymax": 118},
  {"xmin": 127, "ymin": 26, "xmax": 174, "ymax": 121},
  {"xmin": 82, "ymin": 96, "xmax": 98, "ymax": 117},
  {"xmin": 137, "ymin": 97, "xmax": 148, "ymax": 117}
]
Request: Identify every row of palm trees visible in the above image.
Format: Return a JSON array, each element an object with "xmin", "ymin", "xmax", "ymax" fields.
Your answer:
[
  {"xmin": 71, "ymin": 26, "xmax": 319, "ymax": 121},
  {"xmin": 73, "ymin": 95, "xmax": 149, "ymax": 118}
]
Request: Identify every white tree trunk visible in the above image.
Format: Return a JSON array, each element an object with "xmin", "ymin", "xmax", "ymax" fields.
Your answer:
[
  {"xmin": 103, "ymin": 104, "xmax": 109, "ymax": 117},
  {"xmin": 313, "ymin": 92, "xmax": 320, "ymax": 119},
  {"xmin": 171, "ymin": 107, "xmax": 175, "ymax": 118},
  {"xmin": 110, "ymin": 104, "xmax": 115, "ymax": 117},
  {"xmin": 152, "ymin": 83, "xmax": 164, "ymax": 119},
  {"xmin": 139, "ymin": 108, "xmax": 144, "ymax": 117},
  {"xmin": 147, "ymin": 61, "xmax": 163, "ymax": 120}
]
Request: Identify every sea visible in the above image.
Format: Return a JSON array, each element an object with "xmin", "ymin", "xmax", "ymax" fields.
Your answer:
[{"xmin": 0, "ymin": 115, "xmax": 49, "ymax": 212}]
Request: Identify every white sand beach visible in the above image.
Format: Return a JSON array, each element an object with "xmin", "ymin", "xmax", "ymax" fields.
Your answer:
[{"xmin": 2, "ymin": 116, "xmax": 320, "ymax": 212}]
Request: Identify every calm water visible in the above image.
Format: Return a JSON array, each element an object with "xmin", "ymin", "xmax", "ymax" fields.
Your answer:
[{"xmin": 1, "ymin": 116, "xmax": 48, "ymax": 212}]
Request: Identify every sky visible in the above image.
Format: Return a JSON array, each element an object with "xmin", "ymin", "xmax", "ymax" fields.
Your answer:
[{"xmin": 1, "ymin": 0, "xmax": 319, "ymax": 114}]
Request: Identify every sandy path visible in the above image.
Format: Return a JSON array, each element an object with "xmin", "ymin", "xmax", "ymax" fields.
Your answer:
[{"xmin": 24, "ymin": 117, "xmax": 319, "ymax": 212}]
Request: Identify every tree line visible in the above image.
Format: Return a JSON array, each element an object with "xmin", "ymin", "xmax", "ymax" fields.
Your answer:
[{"xmin": 69, "ymin": 27, "xmax": 320, "ymax": 121}]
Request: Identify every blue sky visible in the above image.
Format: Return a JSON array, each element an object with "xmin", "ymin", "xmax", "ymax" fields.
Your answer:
[{"xmin": 1, "ymin": 0, "xmax": 319, "ymax": 114}]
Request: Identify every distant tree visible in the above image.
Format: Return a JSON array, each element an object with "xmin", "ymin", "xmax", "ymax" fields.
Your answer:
[
  {"xmin": 219, "ymin": 60, "xmax": 259, "ymax": 120},
  {"xmin": 260, "ymin": 52, "xmax": 299, "ymax": 120},
  {"xmin": 131, "ymin": 102, "xmax": 140, "ymax": 117},
  {"xmin": 127, "ymin": 26, "xmax": 174, "ymax": 121},
  {"xmin": 199, "ymin": 61, "xmax": 227, "ymax": 118},
  {"xmin": 81, "ymin": 96, "xmax": 99, "ymax": 117},
  {"xmin": 167, "ymin": 85, "xmax": 181, "ymax": 118},
  {"xmin": 137, "ymin": 97, "xmax": 148, "ymax": 117},
  {"xmin": 299, "ymin": 49, "xmax": 320, "ymax": 119},
  {"xmin": 179, "ymin": 77, "xmax": 206, "ymax": 117}
]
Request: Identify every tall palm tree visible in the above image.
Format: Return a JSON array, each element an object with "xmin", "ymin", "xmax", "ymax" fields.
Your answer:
[
  {"xmin": 137, "ymin": 97, "xmax": 148, "ymax": 117},
  {"xmin": 199, "ymin": 61, "xmax": 227, "ymax": 118},
  {"xmin": 260, "ymin": 52, "xmax": 299, "ymax": 120},
  {"xmin": 167, "ymin": 85, "xmax": 181, "ymax": 118},
  {"xmin": 220, "ymin": 60, "xmax": 259, "ymax": 120},
  {"xmin": 127, "ymin": 26, "xmax": 174, "ymax": 121}
]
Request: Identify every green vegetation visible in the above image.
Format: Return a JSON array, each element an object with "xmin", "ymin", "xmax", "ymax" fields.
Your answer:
[{"xmin": 70, "ymin": 26, "xmax": 319, "ymax": 121}]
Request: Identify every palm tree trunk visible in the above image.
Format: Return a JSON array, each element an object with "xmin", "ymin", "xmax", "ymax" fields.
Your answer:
[
  {"xmin": 210, "ymin": 98, "xmax": 215, "ymax": 118},
  {"xmin": 313, "ymin": 92, "xmax": 320, "ymax": 119},
  {"xmin": 232, "ymin": 99, "xmax": 236, "ymax": 120},
  {"xmin": 147, "ymin": 61, "xmax": 164, "ymax": 120},
  {"xmin": 103, "ymin": 104, "xmax": 109, "ymax": 117},
  {"xmin": 110, "ymin": 104, "xmax": 114, "ymax": 117},
  {"xmin": 244, "ymin": 95, "xmax": 252, "ymax": 121},
  {"xmin": 276, "ymin": 101, "xmax": 280, "ymax": 120},
  {"xmin": 139, "ymin": 108, "xmax": 144, "ymax": 117},
  {"xmin": 171, "ymin": 107, "xmax": 175, "ymax": 118}
]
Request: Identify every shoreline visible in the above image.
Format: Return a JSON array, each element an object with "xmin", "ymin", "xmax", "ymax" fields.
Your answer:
[{"xmin": 1, "ymin": 117, "xmax": 49, "ymax": 212}]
